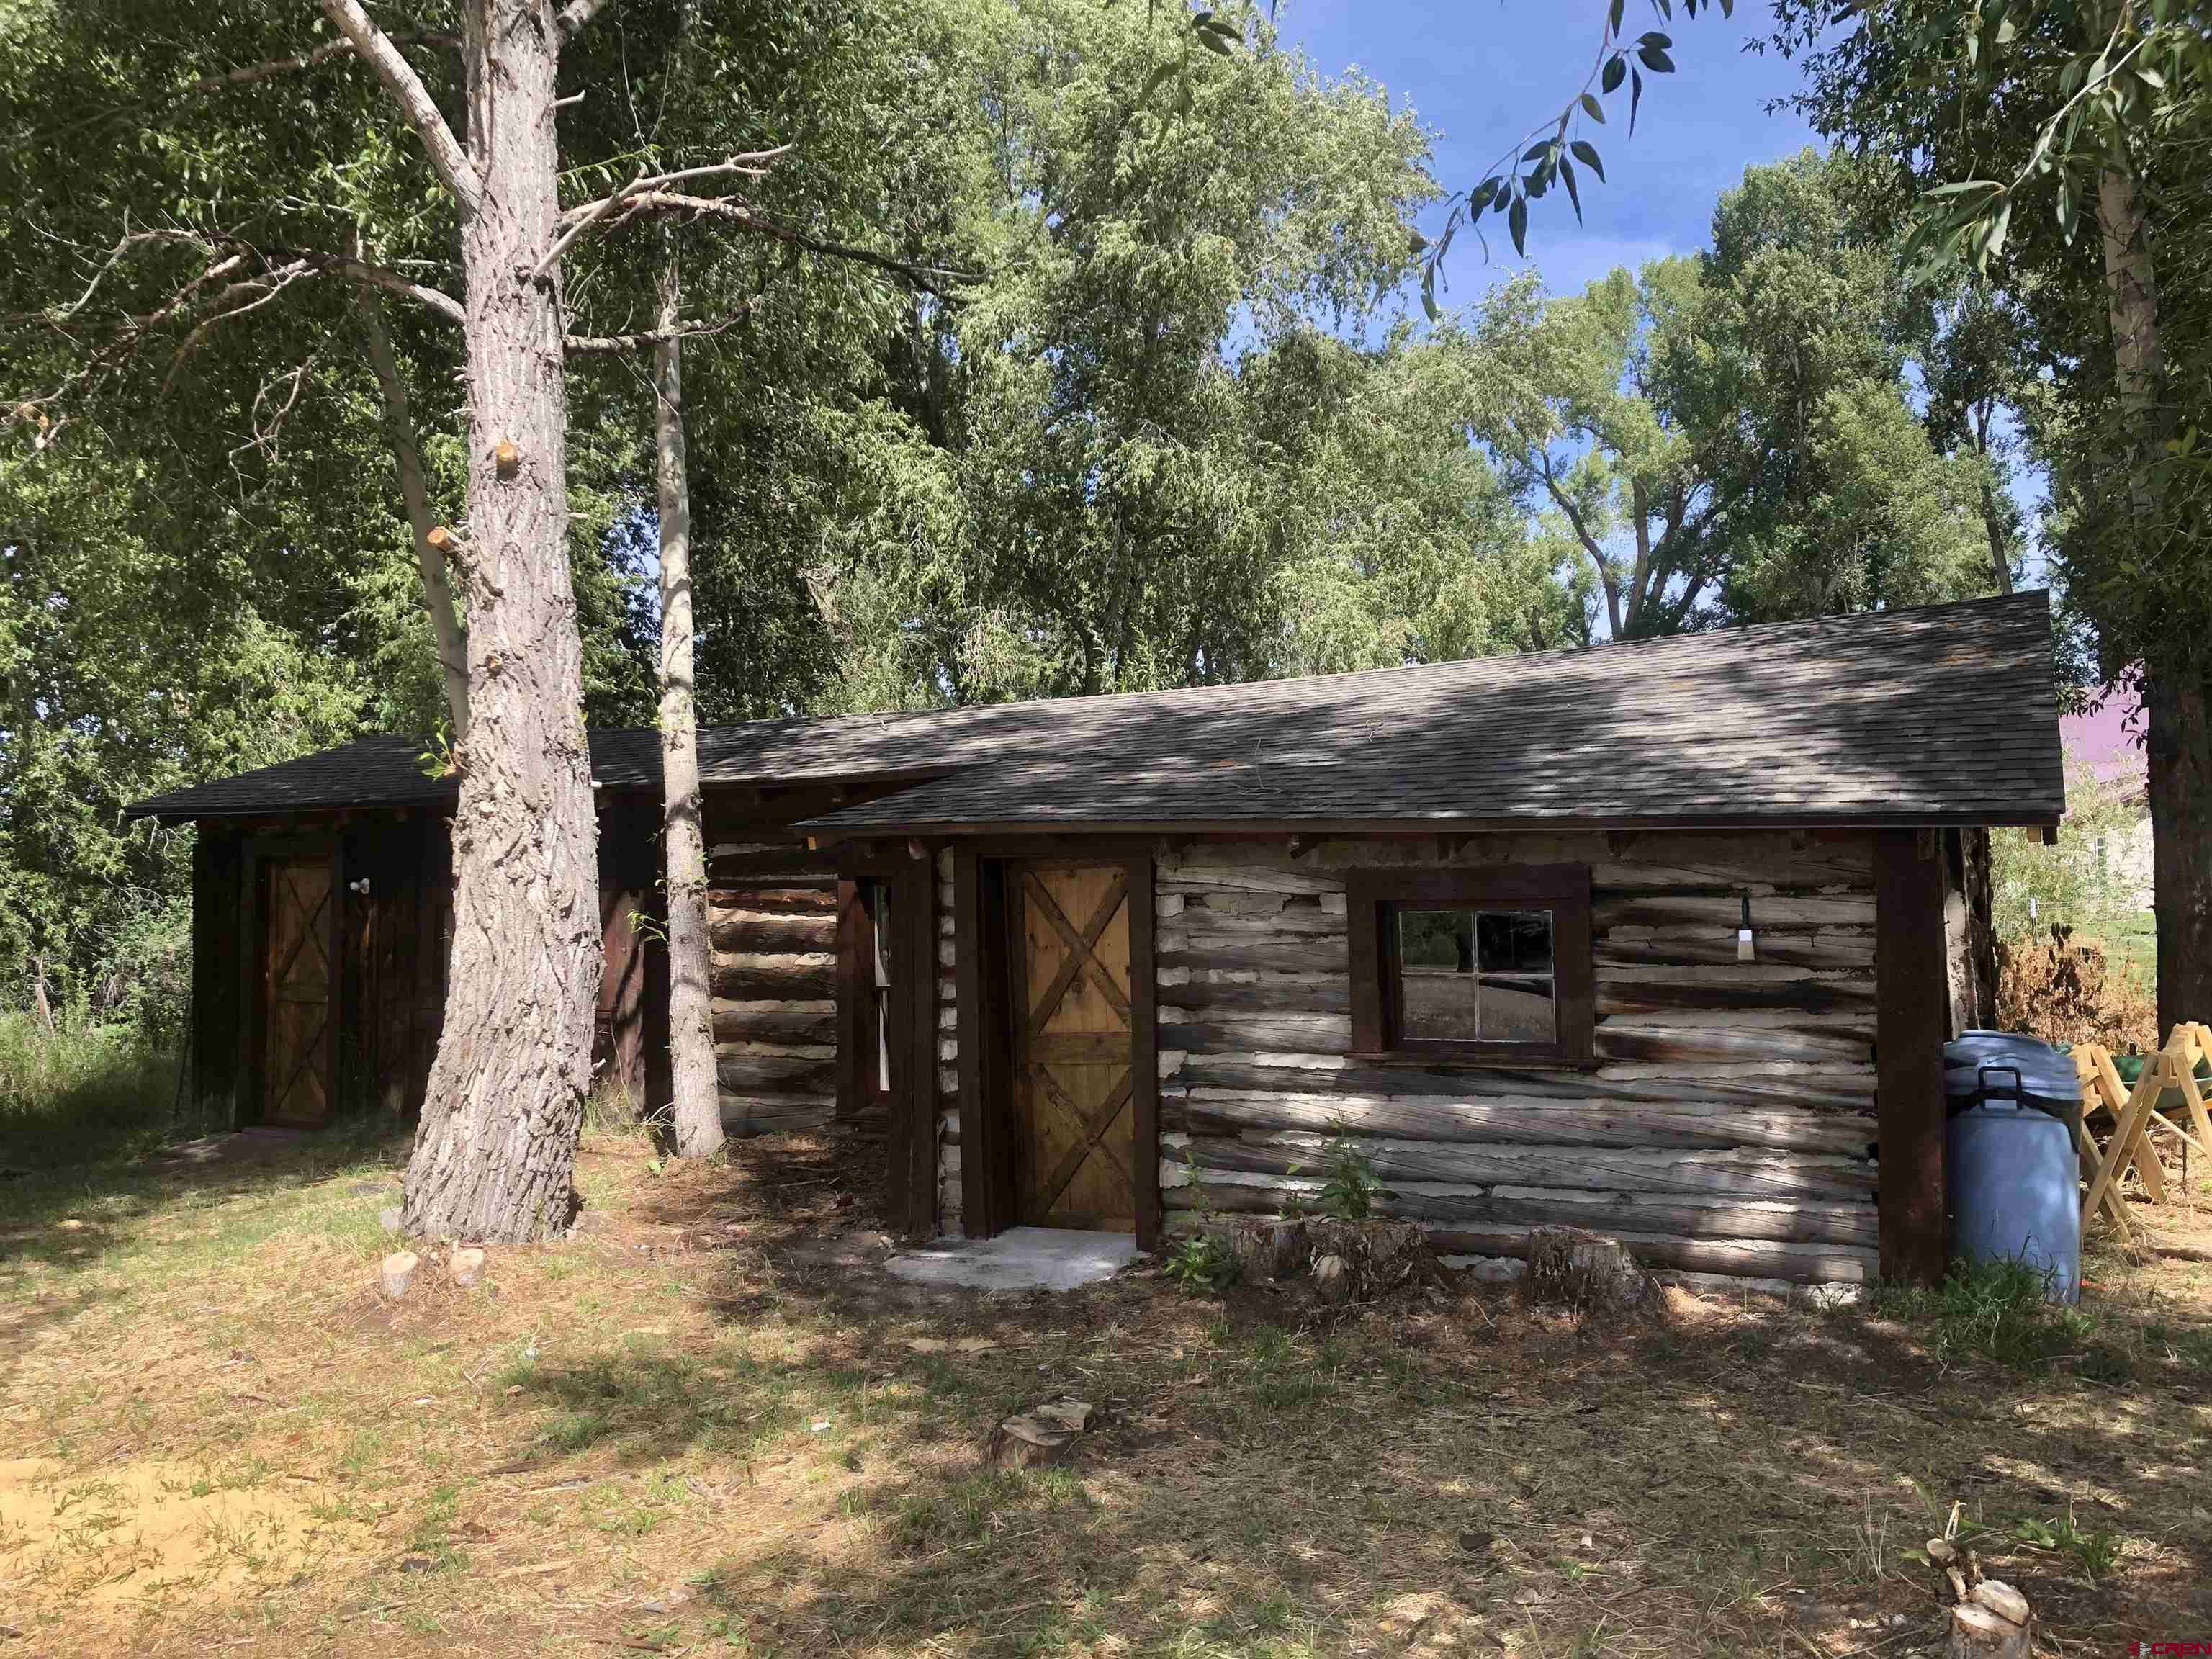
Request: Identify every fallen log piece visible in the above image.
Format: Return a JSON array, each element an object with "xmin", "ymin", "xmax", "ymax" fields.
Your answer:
[
  {"xmin": 448, "ymin": 1247, "xmax": 485, "ymax": 1288},
  {"xmin": 1520, "ymin": 1227, "xmax": 1654, "ymax": 1316}
]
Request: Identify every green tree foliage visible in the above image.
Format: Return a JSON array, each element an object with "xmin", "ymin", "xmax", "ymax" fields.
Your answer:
[
  {"xmin": 1767, "ymin": 0, "xmax": 2212, "ymax": 1025},
  {"xmin": 1455, "ymin": 152, "xmax": 1997, "ymax": 638},
  {"xmin": 799, "ymin": 0, "xmax": 1567, "ymax": 707}
]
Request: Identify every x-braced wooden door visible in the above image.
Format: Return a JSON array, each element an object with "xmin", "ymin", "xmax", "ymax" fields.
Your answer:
[
  {"xmin": 1008, "ymin": 863, "xmax": 1137, "ymax": 1232},
  {"xmin": 261, "ymin": 858, "xmax": 335, "ymax": 1125}
]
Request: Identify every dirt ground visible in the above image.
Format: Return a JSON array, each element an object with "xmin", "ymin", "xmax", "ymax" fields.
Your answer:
[{"xmin": 1, "ymin": 1122, "xmax": 2208, "ymax": 1658}]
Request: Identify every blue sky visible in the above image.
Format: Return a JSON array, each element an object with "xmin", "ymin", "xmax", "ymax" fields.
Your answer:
[{"xmin": 1276, "ymin": 0, "xmax": 1822, "ymax": 300}]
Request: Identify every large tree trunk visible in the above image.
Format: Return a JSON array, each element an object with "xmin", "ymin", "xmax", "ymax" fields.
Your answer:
[
  {"xmin": 356, "ymin": 274, "xmax": 471, "ymax": 737},
  {"xmin": 400, "ymin": 0, "xmax": 601, "ymax": 1243},
  {"xmin": 654, "ymin": 242, "xmax": 723, "ymax": 1159},
  {"xmin": 2097, "ymin": 162, "xmax": 2212, "ymax": 1032}
]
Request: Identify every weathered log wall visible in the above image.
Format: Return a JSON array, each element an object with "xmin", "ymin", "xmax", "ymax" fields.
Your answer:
[
  {"xmin": 1155, "ymin": 833, "xmax": 1882, "ymax": 1283},
  {"xmin": 703, "ymin": 789, "xmax": 842, "ymax": 1139}
]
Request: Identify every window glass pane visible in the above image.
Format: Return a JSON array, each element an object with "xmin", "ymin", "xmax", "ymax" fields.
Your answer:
[
  {"xmin": 1477, "ymin": 909, "xmax": 1552, "ymax": 974},
  {"xmin": 1478, "ymin": 974, "xmax": 1555, "ymax": 1043},
  {"xmin": 1398, "ymin": 908, "xmax": 1478, "ymax": 1039}
]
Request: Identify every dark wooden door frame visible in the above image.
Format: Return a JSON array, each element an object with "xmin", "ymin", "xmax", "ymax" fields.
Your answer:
[
  {"xmin": 954, "ymin": 844, "xmax": 1159, "ymax": 1251},
  {"xmin": 835, "ymin": 847, "xmax": 938, "ymax": 1236},
  {"xmin": 240, "ymin": 831, "xmax": 342, "ymax": 1128}
]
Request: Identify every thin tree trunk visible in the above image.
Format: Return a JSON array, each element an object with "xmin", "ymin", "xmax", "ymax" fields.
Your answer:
[
  {"xmin": 30, "ymin": 956, "xmax": 54, "ymax": 1035},
  {"xmin": 2097, "ymin": 162, "xmax": 2212, "ymax": 1032},
  {"xmin": 400, "ymin": 0, "xmax": 601, "ymax": 1244},
  {"xmin": 654, "ymin": 241, "xmax": 722, "ymax": 1159},
  {"xmin": 1978, "ymin": 475, "xmax": 2013, "ymax": 595},
  {"xmin": 357, "ymin": 274, "xmax": 471, "ymax": 736}
]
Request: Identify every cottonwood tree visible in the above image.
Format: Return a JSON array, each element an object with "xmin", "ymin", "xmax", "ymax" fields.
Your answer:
[
  {"xmin": 7, "ymin": 0, "xmax": 804, "ymax": 1236},
  {"xmin": 1449, "ymin": 155, "xmax": 1993, "ymax": 638}
]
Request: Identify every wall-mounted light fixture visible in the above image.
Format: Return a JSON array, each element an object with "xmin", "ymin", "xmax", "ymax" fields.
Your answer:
[
  {"xmin": 1737, "ymin": 891, "xmax": 1755, "ymax": 962},
  {"xmin": 348, "ymin": 877, "xmax": 372, "ymax": 896}
]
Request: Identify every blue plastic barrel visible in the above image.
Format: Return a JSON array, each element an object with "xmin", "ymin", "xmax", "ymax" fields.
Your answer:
[{"xmin": 1943, "ymin": 1030, "xmax": 2082, "ymax": 1303}]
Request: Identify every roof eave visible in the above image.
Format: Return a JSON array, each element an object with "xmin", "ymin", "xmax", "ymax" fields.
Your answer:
[{"xmin": 793, "ymin": 807, "xmax": 2067, "ymax": 842}]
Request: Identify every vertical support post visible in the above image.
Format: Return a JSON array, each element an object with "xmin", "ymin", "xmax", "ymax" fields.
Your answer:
[
  {"xmin": 833, "ymin": 876, "xmax": 870, "ymax": 1125},
  {"xmin": 1126, "ymin": 849, "xmax": 1161, "ymax": 1252},
  {"xmin": 1876, "ymin": 828, "xmax": 1950, "ymax": 1284}
]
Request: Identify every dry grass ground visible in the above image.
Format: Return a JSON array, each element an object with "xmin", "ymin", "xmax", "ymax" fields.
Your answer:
[{"xmin": 2, "ymin": 1122, "xmax": 2209, "ymax": 1658}]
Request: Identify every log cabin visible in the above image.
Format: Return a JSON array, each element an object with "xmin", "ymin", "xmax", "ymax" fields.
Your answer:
[{"xmin": 127, "ymin": 591, "xmax": 2064, "ymax": 1287}]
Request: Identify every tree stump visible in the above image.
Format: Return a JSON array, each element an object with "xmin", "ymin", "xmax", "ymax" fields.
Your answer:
[
  {"xmin": 1948, "ymin": 1582, "xmax": 2031, "ymax": 1659},
  {"xmin": 448, "ymin": 1247, "xmax": 486, "ymax": 1288},
  {"xmin": 380, "ymin": 1251, "xmax": 419, "ymax": 1298},
  {"xmin": 1520, "ymin": 1227, "xmax": 1655, "ymax": 1315},
  {"xmin": 1305, "ymin": 1219, "xmax": 1438, "ymax": 1301},
  {"xmin": 1226, "ymin": 1219, "xmax": 1308, "ymax": 1282},
  {"xmin": 986, "ymin": 1398, "xmax": 1095, "ymax": 1469}
]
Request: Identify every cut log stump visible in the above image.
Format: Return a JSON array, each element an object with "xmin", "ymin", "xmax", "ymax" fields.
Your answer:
[
  {"xmin": 449, "ymin": 1248, "xmax": 486, "ymax": 1288},
  {"xmin": 380, "ymin": 1251, "xmax": 419, "ymax": 1299},
  {"xmin": 1520, "ymin": 1227, "xmax": 1655, "ymax": 1316},
  {"xmin": 1948, "ymin": 1581, "xmax": 2031, "ymax": 1659},
  {"xmin": 1226, "ymin": 1218, "xmax": 1308, "ymax": 1282},
  {"xmin": 987, "ymin": 1398, "xmax": 1096, "ymax": 1468}
]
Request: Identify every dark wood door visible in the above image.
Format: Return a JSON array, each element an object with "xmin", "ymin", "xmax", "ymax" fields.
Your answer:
[
  {"xmin": 1009, "ymin": 863, "xmax": 1136, "ymax": 1231},
  {"xmin": 261, "ymin": 858, "xmax": 334, "ymax": 1125}
]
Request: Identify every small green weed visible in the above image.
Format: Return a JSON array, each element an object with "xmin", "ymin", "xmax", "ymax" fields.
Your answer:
[
  {"xmin": 1166, "ymin": 1233, "xmax": 1240, "ymax": 1296},
  {"xmin": 2015, "ymin": 1511, "xmax": 2123, "ymax": 1581},
  {"xmin": 1316, "ymin": 1125, "xmax": 1380, "ymax": 1221}
]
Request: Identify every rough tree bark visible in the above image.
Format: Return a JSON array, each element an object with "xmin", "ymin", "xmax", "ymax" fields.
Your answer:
[
  {"xmin": 2098, "ymin": 162, "xmax": 2212, "ymax": 1031},
  {"xmin": 325, "ymin": 0, "xmax": 603, "ymax": 1243},
  {"xmin": 356, "ymin": 274, "xmax": 471, "ymax": 736},
  {"xmin": 653, "ymin": 241, "xmax": 723, "ymax": 1159}
]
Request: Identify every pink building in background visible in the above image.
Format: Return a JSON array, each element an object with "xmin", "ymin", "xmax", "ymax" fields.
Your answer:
[{"xmin": 2059, "ymin": 680, "xmax": 2154, "ymax": 909}]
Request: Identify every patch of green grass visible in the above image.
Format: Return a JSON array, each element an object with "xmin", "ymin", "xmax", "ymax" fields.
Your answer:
[
  {"xmin": 404, "ymin": 1483, "xmax": 467, "ymax": 1573},
  {"xmin": 1873, "ymin": 1259, "xmax": 2091, "ymax": 1369},
  {"xmin": 886, "ymin": 1465, "xmax": 1089, "ymax": 1556},
  {"xmin": 2143, "ymin": 1320, "xmax": 2212, "ymax": 1370},
  {"xmin": 0, "ymin": 1014, "xmax": 186, "ymax": 1169},
  {"xmin": 1241, "ymin": 1325, "xmax": 1341, "ymax": 1411}
]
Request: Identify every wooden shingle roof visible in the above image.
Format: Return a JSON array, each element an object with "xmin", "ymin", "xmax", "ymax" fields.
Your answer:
[{"xmin": 129, "ymin": 591, "xmax": 2065, "ymax": 830}]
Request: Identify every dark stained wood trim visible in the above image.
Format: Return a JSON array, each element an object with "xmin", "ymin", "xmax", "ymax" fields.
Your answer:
[
  {"xmin": 835, "ymin": 849, "xmax": 940, "ymax": 1235},
  {"xmin": 1874, "ymin": 828, "xmax": 1949, "ymax": 1285},
  {"xmin": 833, "ymin": 876, "xmax": 869, "ymax": 1125},
  {"xmin": 1349, "ymin": 877, "xmax": 1384, "ymax": 1054},
  {"xmin": 1127, "ymin": 849, "xmax": 1161, "ymax": 1251},
  {"xmin": 1345, "ymin": 865, "xmax": 1593, "ymax": 1069}
]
